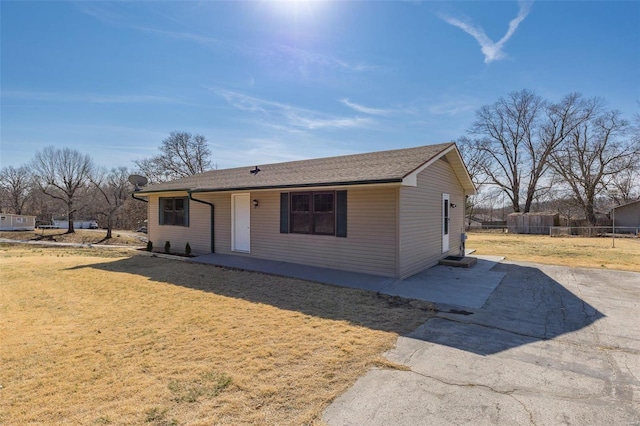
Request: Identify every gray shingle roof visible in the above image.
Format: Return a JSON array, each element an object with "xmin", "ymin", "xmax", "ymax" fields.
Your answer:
[{"xmin": 137, "ymin": 142, "xmax": 455, "ymax": 194}]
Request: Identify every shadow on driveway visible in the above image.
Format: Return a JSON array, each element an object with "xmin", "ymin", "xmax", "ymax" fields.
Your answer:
[{"xmin": 405, "ymin": 262, "xmax": 606, "ymax": 355}]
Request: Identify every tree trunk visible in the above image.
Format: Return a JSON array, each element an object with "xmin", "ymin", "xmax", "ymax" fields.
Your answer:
[
  {"xmin": 106, "ymin": 214, "xmax": 113, "ymax": 239},
  {"xmin": 584, "ymin": 192, "xmax": 598, "ymax": 226},
  {"xmin": 585, "ymin": 205, "xmax": 597, "ymax": 227},
  {"xmin": 511, "ymin": 192, "xmax": 521, "ymax": 212},
  {"xmin": 523, "ymin": 192, "xmax": 534, "ymax": 213},
  {"xmin": 67, "ymin": 202, "xmax": 75, "ymax": 234}
]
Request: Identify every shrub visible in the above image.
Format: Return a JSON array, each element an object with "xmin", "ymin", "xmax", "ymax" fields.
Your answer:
[
  {"xmin": 146, "ymin": 241, "xmax": 153, "ymax": 252},
  {"xmin": 185, "ymin": 242, "xmax": 191, "ymax": 256},
  {"xmin": 164, "ymin": 241, "xmax": 171, "ymax": 254}
]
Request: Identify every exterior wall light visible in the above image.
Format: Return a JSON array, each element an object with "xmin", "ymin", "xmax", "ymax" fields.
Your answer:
[
  {"xmin": 253, "ymin": 199, "xmax": 259, "ymax": 208},
  {"xmin": 450, "ymin": 202, "xmax": 457, "ymax": 208}
]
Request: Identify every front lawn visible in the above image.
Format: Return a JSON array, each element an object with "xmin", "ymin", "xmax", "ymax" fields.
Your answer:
[{"xmin": 0, "ymin": 245, "xmax": 432, "ymax": 425}]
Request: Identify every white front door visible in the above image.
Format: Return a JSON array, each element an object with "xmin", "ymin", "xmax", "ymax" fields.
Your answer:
[
  {"xmin": 232, "ymin": 193, "xmax": 250, "ymax": 252},
  {"xmin": 442, "ymin": 193, "xmax": 450, "ymax": 253}
]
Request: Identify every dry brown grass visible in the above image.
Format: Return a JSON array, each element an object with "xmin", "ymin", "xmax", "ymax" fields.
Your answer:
[
  {"xmin": 467, "ymin": 232, "xmax": 640, "ymax": 272},
  {"xmin": 0, "ymin": 229, "xmax": 144, "ymax": 246},
  {"xmin": 0, "ymin": 244, "xmax": 433, "ymax": 425}
]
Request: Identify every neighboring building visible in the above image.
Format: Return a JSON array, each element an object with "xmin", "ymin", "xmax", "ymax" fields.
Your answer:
[
  {"xmin": 611, "ymin": 199, "xmax": 640, "ymax": 230},
  {"xmin": 0, "ymin": 214, "xmax": 36, "ymax": 231},
  {"xmin": 52, "ymin": 219, "xmax": 99, "ymax": 229},
  {"xmin": 136, "ymin": 143, "xmax": 476, "ymax": 279}
]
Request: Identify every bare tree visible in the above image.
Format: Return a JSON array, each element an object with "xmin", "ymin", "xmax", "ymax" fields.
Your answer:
[
  {"xmin": 528, "ymin": 93, "xmax": 598, "ymax": 210},
  {"xmin": 609, "ymin": 166, "xmax": 640, "ymax": 204},
  {"xmin": 119, "ymin": 195, "xmax": 148, "ymax": 230},
  {"xmin": 468, "ymin": 90, "xmax": 595, "ymax": 213},
  {"xmin": 609, "ymin": 109, "xmax": 640, "ymax": 203},
  {"xmin": 457, "ymin": 136, "xmax": 489, "ymax": 187},
  {"xmin": 133, "ymin": 131, "xmax": 212, "ymax": 183},
  {"xmin": 32, "ymin": 146, "xmax": 94, "ymax": 233},
  {"xmin": 549, "ymin": 109, "xmax": 639, "ymax": 225},
  {"xmin": 457, "ymin": 137, "xmax": 488, "ymax": 229},
  {"xmin": 0, "ymin": 165, "xmax": 33, "ymax": 214},
  {"xmin": 547, "ymin": 191, "xmax": 582, "ymax": 226},
  {"xmin": 469, "ymin": 90, "xmax": 543, "ymax": 212},
  {"xmin": 90, "ymin": 166, "xmax": 132, "ymax": 239}
]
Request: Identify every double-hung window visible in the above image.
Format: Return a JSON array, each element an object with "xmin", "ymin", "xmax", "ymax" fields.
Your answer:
[
  {"xmin": 290, "ymin": 192, "xmax": 335, "ymax": 235},
  {"xmin": 281, "ymin": 190, "xmax": 346, "ymax": 237},
  {"xmin": 159, "ymin": 197, "xmax": 189, "ymax": 226}
]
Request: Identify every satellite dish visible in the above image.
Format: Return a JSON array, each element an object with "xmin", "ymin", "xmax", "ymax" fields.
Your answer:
[{"xmin": 128, "ymin": 174, "xmax": 148, "ymax": 191}]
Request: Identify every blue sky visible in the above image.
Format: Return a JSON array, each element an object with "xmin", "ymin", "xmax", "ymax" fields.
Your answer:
[{"xmin": 2, "ymin": 1, "xmax": 639, "ymax": 170}]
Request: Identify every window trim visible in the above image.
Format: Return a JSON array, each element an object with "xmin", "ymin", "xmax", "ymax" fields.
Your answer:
[
  {"xmin": 159, "ymin": 196, "xmax": 189, "ymax": 227},
  {"xmin": 289, "ymin": 191, "xmax": 336, "ymax": 235}
]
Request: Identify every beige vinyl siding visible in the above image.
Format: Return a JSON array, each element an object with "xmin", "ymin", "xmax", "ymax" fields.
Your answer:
[
  {"xmin": 148, "ymin": 192, "xmax": 213, "ymax": 255},
  {"xmin": 244, "ymin": 187, "xmax": 398, "ymax": 277},
  {"xmin": 149, "ymin": 161, "xmax": 468, "ymax": 278},
  {"xmin": 398, "ymin": 158, "xmax": 466, "ymax": 278}
]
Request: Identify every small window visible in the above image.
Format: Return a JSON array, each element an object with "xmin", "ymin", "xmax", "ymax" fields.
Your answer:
[
  {"xmin": 160, "ymin": 197, "xmax": 189, "ymax": 226},
  {"xmin": 443, "ymin": 199, "xmax": 449, "ymax": 235},
  {"xmin": 289, "ymin": 192, "xmax": 335, "ymax": 235}
]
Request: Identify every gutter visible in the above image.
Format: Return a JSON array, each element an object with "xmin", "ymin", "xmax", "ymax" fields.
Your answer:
[
  {"xmin": 135, "ymin": 179, "xmax": 402, "ymax": 195},
  {"xmin": 188, "ymin": 192, "xmax": 215, "ymax": 253},
  {"xmin": 131, "ymin": 193, "xmax": 148, "ymax": 203}
]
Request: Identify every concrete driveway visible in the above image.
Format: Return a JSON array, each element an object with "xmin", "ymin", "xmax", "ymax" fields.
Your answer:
[{"xmin": 323, "ymin": 261, "xmax": 640, "ymax": 425}]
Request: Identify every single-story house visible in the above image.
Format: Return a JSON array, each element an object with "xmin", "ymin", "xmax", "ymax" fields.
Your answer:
[
  {"xmin": 136, "ymin": 142, "xmax": 476, "ymax": 279},
  {"xmin": 610, "ymin": 199, "xmax": 640, "ymax": 230},
  {"xmin": 0, "ymin": 213, "xmax": 36, "ymax": 231}
]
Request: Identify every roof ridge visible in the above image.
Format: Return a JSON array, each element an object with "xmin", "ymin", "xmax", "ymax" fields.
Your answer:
[
  {"xmin": 138, "ymin": 142, "xmax": 458, "ymax": 193},
  {"xmin": 200, "ymin": 142, "xmax": 455, "ymax": 175}
]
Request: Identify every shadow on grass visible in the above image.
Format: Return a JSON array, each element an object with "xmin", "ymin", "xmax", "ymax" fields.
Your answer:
[
  {"xmin": 10, "ymin": 231, "xmax": 116, "ymax": 245},
  {"xmin": 67, "ymin": 255, "xmax": 434, "ymax": 337},
  {"xmin": 68, "ymin": 256, "xmax": 605, "ymax": 355}
]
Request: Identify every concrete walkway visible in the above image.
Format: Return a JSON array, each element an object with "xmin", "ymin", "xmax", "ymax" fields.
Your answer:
[{"xmin": 192, "ymin": 253, "xmax": 506, "ymax": 309}]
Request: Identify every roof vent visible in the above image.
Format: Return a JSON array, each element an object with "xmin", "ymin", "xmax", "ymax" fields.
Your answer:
[{"xmin": 249, "ymin": 166, "xmax": 261, "ymax": 175}]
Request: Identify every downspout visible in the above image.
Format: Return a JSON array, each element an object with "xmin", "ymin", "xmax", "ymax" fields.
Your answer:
[{"xmin": 188, "ymin": 192, "xmax": 215, "ymax": 253}]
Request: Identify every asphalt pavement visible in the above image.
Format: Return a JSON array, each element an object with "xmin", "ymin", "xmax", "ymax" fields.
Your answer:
[{"xmin": 323, "ymin": 261, "xmax": 640, "ymax": 425}]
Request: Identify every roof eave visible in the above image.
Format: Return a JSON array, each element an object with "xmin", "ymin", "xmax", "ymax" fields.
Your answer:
[
  {"xmin": 401, "ymin": 143, "xmax": 477, "ymax": 195},
  {"xmin": 137, "ymin": 178, "xmax": 404, "ymax": 195}
]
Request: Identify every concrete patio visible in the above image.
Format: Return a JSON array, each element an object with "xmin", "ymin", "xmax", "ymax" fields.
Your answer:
[{"xmin": 192, "ymin": 253, "xmax": 506, "ymax": 309}]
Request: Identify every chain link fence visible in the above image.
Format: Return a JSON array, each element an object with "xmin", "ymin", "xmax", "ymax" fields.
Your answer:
[
  {"xmin": 467, "ymin": 225, "xmax": 639, "ymax": 237},
  {"xmin": 550, "ymin": 226, "xmax": 638, "ymax": 237}
]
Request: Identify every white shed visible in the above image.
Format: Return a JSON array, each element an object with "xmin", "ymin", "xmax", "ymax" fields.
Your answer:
[{"xmin": 0, "ymin": 214, "xmax": 36, "ymax": 231}]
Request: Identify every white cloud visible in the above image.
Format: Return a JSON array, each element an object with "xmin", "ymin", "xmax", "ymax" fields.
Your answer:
[
  {"xmin": 441, "ymin": 1, "xmax": 533, "ymax": 64},
  {"xmin": 428, "ymin": 100, "xmax": 476, "ymax": 116},
  {"xmin": 212, "ymin": 88, "xmax": 374, "ymax": 131},
  {"xmin": 271, "ymin": 45, "xmax": 377, "ymax": 75},
  {"xmin": 339, "ymin": 98, "xmax": 415, "ymax": 116},
  {"xmin": 133, "ymin": 26, "xmax": 221, "ymax": 46}
]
